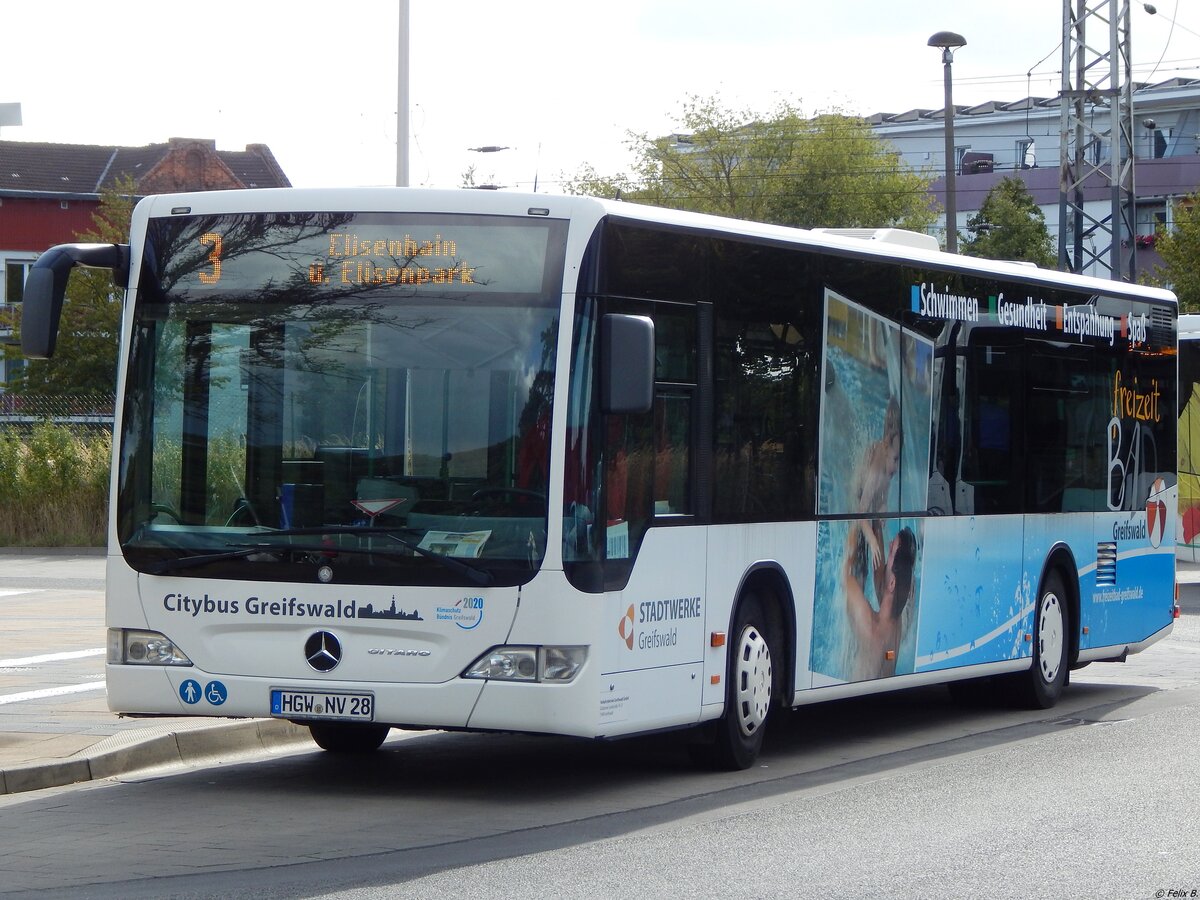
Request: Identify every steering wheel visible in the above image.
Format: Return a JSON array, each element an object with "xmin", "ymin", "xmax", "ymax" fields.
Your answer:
[
  {"xmin": 225, "ymin": 497, "xmax": 261, "ymax": 527},
  {"xmin": 151, "ymin": 502, "xmax": 182, "ymax": 524}
]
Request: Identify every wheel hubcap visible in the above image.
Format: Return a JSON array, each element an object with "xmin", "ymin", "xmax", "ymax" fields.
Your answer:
[
  {"xmin": 734, "ymin": 624, "xmax": 772, "ymax": 737},
  {"xmin": 1038, "ymin": 591, "xmax": 1064, "ymax": 684}
]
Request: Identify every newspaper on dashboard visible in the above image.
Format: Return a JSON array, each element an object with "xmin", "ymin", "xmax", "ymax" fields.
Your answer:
[{"xmin": 417, "ymin": 530, "xmax": 492, "ymax": 558}]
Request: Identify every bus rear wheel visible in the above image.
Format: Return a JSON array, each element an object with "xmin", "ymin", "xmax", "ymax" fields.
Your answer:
[
  {"xmin": 308, "ymin": 722, "xmax": 391, "ymax": 753},
  {"xmin": 1003, "ymin": 570, "xmax": 1069, "ymax": 709},
  {"xmin": 695, "ymin": 593, "xmax": 776, "ymax": 770}
]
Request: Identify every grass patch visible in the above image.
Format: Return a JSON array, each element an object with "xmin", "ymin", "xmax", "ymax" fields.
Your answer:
[{"xmin": 0, "ymin": 424, "xmax": 110, "ymax": 546}]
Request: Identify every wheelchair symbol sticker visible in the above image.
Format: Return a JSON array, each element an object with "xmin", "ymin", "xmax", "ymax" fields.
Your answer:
[
  {"xmin": 180, "ymin": 679, "xmax": 202, "ymax": 705},
  {"xmin": 204, "ymin": 681, "xmax": 227, "ymax": 706}
]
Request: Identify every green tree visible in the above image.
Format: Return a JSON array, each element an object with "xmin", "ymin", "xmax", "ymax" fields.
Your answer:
[
  {"xmin": 3, "ymin": 175, "xmax": 136, "ymax": 396},
  {"xmin": 564, "ymin": 94, "xmax": 937, "ymax": 233},
  {"xmin": 559, "ymin": 163, "xmax": 637, "ymax": 201},
  {"xmin": 960, "ymin": 176, "xmax": 1056, "ymax": 267},
  {"xmin": 1150, "ymin": 194, "xmax": 1200, "ymax": 313}
]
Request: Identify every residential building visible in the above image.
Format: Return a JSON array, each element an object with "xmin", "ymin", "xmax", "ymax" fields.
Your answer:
[
  {"xmin": 0, "ymin": 137, "xmax": 290, "ymax": 388},
  {"xmin": 869, "ymin": 78, "xmax": 1200, "ymax": 278}
]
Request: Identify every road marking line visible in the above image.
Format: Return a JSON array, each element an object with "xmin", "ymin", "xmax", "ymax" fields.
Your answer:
[
  {"xmin": 0, "ymin": 681, "xmax": 106, "ymax": 705},
  {"xmin": 0, "ymin": 648, "xmax": 105, "ymax": 668},
  {"xmin": 0, "ymin": 589, "xmax": 43, "ymax": 598}
]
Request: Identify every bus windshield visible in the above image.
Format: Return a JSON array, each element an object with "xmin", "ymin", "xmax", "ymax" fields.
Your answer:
[{"xmin": 116, "ymin": 210, "xmax": 567, "ymax": 586}]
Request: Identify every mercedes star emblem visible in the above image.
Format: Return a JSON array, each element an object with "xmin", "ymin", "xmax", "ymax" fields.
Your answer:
[{"xmin": 304, "ymin": 630, "xmax": 342, "ymax": 672}]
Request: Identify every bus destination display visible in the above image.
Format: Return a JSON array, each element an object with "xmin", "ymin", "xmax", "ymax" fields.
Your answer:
[
  {"xmin": 152, "ymin": 211, "xmax": 562, "ymax": 299},
  {"xmin": 195, "ymin": 229, "xmax": 476, "ymax": 287}
]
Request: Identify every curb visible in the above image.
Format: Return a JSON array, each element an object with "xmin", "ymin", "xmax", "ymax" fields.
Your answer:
[
  {"xmin": 0, "ymin": 547, "xmax": 106, "ymax": 557},
  {"xmin": 0, "ymin": 719, "xmax": 313, "ymax": 796}
]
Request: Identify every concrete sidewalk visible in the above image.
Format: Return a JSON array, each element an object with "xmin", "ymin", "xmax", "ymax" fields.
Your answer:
[
  {"xmin": 0, "ymin": 550, "xmax": 311, "ymax": 795},
  {"xmin": 1, "ymin": 551, "xmax": 1196, "ymax": 797}
]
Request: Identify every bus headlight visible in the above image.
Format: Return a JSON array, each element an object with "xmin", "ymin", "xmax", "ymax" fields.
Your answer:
[
  {"xmin": 463, "ymin": 645, "xmax": 586, "ymax": 683},
  {"xmin": 108, "ymin": 628, "xmax": 193, "ymax": 666},
  {"xmin": 541, "ymin": 646, "xmax": 586, "ymax": 681}
]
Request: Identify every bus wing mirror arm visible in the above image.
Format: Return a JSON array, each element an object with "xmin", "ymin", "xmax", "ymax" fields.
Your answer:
[
  {"xmin": 601, "ymin": 313, "xmax": 654, "ymax": 415},
  {"xmin": 21, "ymin": 243, "xmax": 130, "ymax": 359}
]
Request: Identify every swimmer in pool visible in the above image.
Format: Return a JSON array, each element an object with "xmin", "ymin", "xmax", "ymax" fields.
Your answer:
[
  {"xmin": 850, "ymin": 396, "xmax": 901, "ymax": 571},
  {"xmin": 842, "ymin": 520, "xmax": 916, "ymax": 679}
]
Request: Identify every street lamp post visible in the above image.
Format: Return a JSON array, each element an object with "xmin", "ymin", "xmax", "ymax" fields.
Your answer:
[{"xmin": 929, "ymin": 31, "xmax": 966, "ymax": 253}]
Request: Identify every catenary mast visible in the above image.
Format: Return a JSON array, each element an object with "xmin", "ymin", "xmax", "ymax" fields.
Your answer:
[{"xmin": 1058, "ymin": 0, "xmax": 1137, "ymax": 281}]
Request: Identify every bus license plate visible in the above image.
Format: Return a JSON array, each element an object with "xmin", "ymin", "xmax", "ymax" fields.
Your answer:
[{"xmin": 270, "ymin": 689, "xmax": 374, "ymax": 722}]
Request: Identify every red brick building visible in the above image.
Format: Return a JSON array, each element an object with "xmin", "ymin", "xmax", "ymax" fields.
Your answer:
[{"xmin": 0, "ymin": 137, "xmax": 291, "ymax": 386}]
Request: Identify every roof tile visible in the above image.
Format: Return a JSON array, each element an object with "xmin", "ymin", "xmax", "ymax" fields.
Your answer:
[{"xmin": 0, "ymin": 138, "xmax": 290, "ymax": 195}]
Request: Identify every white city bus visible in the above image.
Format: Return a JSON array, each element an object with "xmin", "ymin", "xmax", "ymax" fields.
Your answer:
[
  {"xmin": 22, "ymin": 188, "xmax": 1180, "ymax": 768},
  {"xmin": 1179, "ymin": 314, "xmax": 1200, "ymax": 562}
]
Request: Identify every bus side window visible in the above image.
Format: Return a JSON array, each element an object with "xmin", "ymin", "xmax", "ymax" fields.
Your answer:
[
  {"xmin": 960, "ymin": 340, "xmax": 1023, "ymax": 514},
  {"xmin": 602, "ymin": 392, "xmax": 693, "ymax": 558},
  {"xmin": 647, "ymin": 305, "xmax": 696, "ymax": 520},
  {"xmin": 604, "ymin": 413, "xmax": 652, "ymax": 558},
  {"xmin": 654, "ymin": 392, "xmax": 692, "ymax": 515},
  {"xmin": 602, "ymin": 302, "xmax": 697, "ymax": 557},
  {"xmin": 1026, "ymin": 342, "xmax": 1095, "ymax": 512}
]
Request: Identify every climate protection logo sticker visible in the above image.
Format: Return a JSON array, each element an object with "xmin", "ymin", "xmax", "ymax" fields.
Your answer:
[{"xmin": 436, "ymin": 596, "xmax": 484, "ymax": 629}]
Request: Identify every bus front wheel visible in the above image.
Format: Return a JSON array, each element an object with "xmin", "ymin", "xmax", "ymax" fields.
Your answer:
[
  {"xmin": 308, "ymin": 723, "xmax": 391, "ymax": 753},
  {"xmin": 1004, "ymin": 570, "xmax": 1069, "ymax": 709},
  {"xmin": 695, "ymin": 593, "xmax": 776, "ymax": 770}
]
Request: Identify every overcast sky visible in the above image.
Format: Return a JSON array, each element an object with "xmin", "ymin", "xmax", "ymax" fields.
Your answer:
[{"xmin": 2, "ymin": 1, "xmax": 1197, "ymax": 193}]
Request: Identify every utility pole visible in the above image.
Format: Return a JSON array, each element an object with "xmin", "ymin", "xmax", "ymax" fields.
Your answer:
[
  {"xmin": 1058, "ymin": 0, "xmax": 1136, "ymax": 281},
  {"xmin": 396, "ymin": 0, "xmax": 410, "ymax": 188}
]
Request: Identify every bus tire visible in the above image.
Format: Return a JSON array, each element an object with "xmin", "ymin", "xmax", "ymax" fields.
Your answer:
[
  {"xmin": 1004, "ymin": 570, "xmax": 1069, "ymax": 709},
  {"xmin": 698, "ymin": 592, "xmax": 776, "ymax": 770},
  {"xmin": 308, "ymin": 722, "xmax": 391, "ymax": 753}
]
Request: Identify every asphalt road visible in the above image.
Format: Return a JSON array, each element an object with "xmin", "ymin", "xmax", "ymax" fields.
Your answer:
[{"xmin": 0, "ymin": 612, "xmax": 1197, "ymax": 900}]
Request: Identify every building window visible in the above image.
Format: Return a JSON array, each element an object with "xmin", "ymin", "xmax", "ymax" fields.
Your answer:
[
  {"xmin": 1, "ymin": 261, "xmax": 32, "ymax": 390},
  {"xmin": 1, "ymin": 354, "xmax": 24, "ymax": 388},
  {"xmin": 1150, "ymin": 128, "xmax": 1170, "ymax": 159},
  {"xmin": 4, "ymin": 259, "xmax": 33, "ymax": 305},
  {"xmin": 1016, "ymin": 138, "xmax": 1036, "ymax": 169},
  {"xmin": 1135, "ymin": 202, "xmax": 1168, "ymax": 245}
]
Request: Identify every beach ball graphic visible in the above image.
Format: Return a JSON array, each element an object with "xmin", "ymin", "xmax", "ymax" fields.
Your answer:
[{"xmin": 1147, "ymin": 477, "xmax": 1167, "ymax": 549}]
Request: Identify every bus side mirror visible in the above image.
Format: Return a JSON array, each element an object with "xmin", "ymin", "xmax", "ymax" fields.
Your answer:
[
  {"xmin": 21, "ymin": 243, "xmax": 130, "ymax": 359},
  {"xmin": 601, "ymin": 313, "xmax": 654, "ymax": 415}
]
